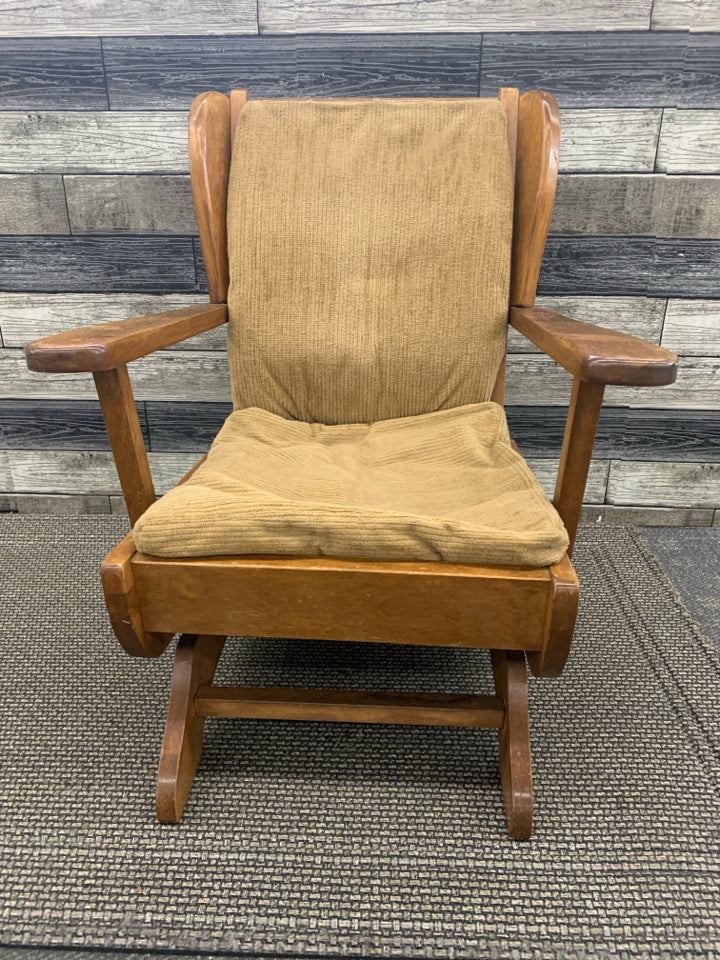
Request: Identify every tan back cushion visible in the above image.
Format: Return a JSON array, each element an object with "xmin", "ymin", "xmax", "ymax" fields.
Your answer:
[{"xmin": 226, "ymin": 98, "xmax": 514, "ymax": 424}]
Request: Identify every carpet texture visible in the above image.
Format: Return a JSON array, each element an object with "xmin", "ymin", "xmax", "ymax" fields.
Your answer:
[
  {"xmin": 0, "ymin": 517, "xmax": 719, "ymax": 960},
  {"xmin": 639, "ymin": 526, "xmax": 720, "ymax": 649}
]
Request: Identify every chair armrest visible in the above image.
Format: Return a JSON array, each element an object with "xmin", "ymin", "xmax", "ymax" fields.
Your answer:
[
  {"xmin": 25, "ymin": 302, "xmax": 228, "ymax": 373},
  {"xmin": 510, "ymin": 306, "xmax": 677, "ymax": 386}
]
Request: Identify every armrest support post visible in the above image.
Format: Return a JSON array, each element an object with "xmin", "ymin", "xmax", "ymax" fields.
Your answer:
[
  {"xmin": 93, "ymin": 365, "xmax": 155, "ymax": 525},
  {"xmin": 553, "ymin": 378, "xmax": 605, "ymax": 555}
]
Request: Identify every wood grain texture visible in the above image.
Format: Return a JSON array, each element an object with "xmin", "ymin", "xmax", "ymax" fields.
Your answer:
[
  {"xmin": 560, "ymin": 109, "xmax": 661, "ymax": 172},
  {"xmin": 6, "ymin": 400, "xmax": 718, "ymax": 462},
  {"xmin": 651, "ymin": 0, "xmax": 720, "ymax": 30},
  {"xmin": 0, "ymin": 112, "xmax": 189, "ymax": 173},
  {"xmin": 510, "ymin": 89, "xmax": 560, "ymax": 306},
  {"xmin": 190, "ymin": 91, "xmax": 232, "ymax": 304},
  {"xmin": 0, "ymin": 293, "xmax": 664, "ymax": 357},
  {"xmin": 104, "ymin": 34, "xmax": 481, "ymax": 109},
  {"xmin": 258, "ymin": 0, "xmax": 651, "ymax": 32},
  {"xmin": 0, "ymin": 293, "xmax": 218, "ymax": 348},
  {"xmin": 506, "ymin": 355, "xmax": 720, "ymax": 409},
  {"xmin": 64, "ymin": 175, "xmax": 197, "ymax": 234},
  {"xmin": 26, "ymin": 303, "xmax": 227, "ymax": 373},
  {"xmin": 552, "ymin": 174, "xmax": 659, "ymax": 235},
  {"xmin": 520, "ymin": 295, "xmax": 665, "ymax": 351},
  {"xmin": 0, "ymin": 450, "xmax": 12, "ymax": 491},
  {"xmin": 656, "ymin": 111, "xmax": 720, "ymax": 174},
  {"xmin": 145, "ymin": 400, "xmax": 231, "ymax": 450},
  {"xmin": 552, "ymin": 174, "xmax": 720, "ymax": 239},
  {"xmin": 0, "ymin": 445, "xmax": 609, "ymax": 503},
  {"xmin": 2, "ymin": 348, "xmax": 232, "ymax": 401},
  {"xmin": 0, "ymin": 0, "xmax": 258, "ymax": 36},
  {"xmin": 133, "ymin": 552, "xmax": 553, "ymax": 651},
  {"xmin": 0, "ymin": 175, "xmax": 69, "ymax": 234},
  {"xmin": 0, "ymin": 38, "xmax": 108, "ymax": 109},
  {"xmin": 582, "ymin": 505, "xmax": 716, "ymax": 526},
  {"xmin": 7, "ymin": 349, "xmax": 718, "ymax": 409},
  {"xmin": 509, "ymin": 407, "xmax": 720, "ymax": 462},
  {"xmin": 0, "ymin": 237, "xmax": 198, "ymax": 293},
  {"xmin": 157, "ymin": 634, "xmax": 226, "ymax": 820},
  {"xmin": 525, "ymin": 458, "xmax": 608, "ymax": 503},
  {"xmin": 662, "ymin": 299, "xmax": 720, "ymax": 357},
  {"xmin": 611, "ymin": 359, "xmax": 720, "ymax": 410},
  {"xmin": 93, "ymin": 365, "xmax": 156, "ymax": 524},
  {"xmin": 5, "ymin": 493, "xmax": 114, "ymax": 514},
  {"xmin": 6, "ymin": 449, "xmax": 198, "ymax": 495},
  {"xmin": 607, "ymin": 461, "xmax": 720, "ymax": 508},
  {"xmin": 657, "ymin": 176, "xmax": 720, "ymax": 238},
  {"xmin": 552, "ymin": 379, "xmax": 605, "ymax": 551},
  {"xmin": 510, "ymin": 306, "xmax": 677, "ymax": 385},
  {"xmin": 0, "ymin": 399, "xmax": 149, "ymax": 450},
  {"xmin": 480, "ymin": 33, "xmax": 720, "ymax": 108},
  {"xmin": 540, "ymin": 236, "xmax": 720, "ymax": 297},
  {"xmin": 0, "ymin": 109, "xmax": 663, "ymax": 176},
  {"xmin": 194, "ymin": 685, "xmax": 505, "ymax": 726}
]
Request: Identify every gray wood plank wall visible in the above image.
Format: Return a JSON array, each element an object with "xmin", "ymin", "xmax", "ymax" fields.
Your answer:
[{"xmin": 0, "ymin": 16, "xmax": 719, "ymax": 524}]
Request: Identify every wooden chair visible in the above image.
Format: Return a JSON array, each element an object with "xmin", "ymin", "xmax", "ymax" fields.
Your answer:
[{"xmin": 26, "ymin": 89, "xmax": 677, "ymax": 838}]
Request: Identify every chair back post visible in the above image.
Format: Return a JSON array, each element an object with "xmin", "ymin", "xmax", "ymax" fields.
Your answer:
[
  {"xmin": 491, "ymin": 87, "xmax": 520, "ymax": 407},
  {"xmin": 189, "ymin": 90, "xmax": 238, "ymax": 303},
  {"xmin": 510, "ymin": 90, "xmax": 561, "ymax": 307}
]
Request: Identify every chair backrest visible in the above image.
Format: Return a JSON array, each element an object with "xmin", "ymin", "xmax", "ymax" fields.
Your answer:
[{"xmin": 190, "ymin": 88, "xmax": 560, "ymax": 420}]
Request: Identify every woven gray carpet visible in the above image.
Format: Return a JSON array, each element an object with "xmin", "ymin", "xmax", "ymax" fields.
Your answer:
[
  {"xmin": 1, "ymin": 517, "xmax": 719, "ymax": 960},
  {"xmin": 639, "ymin": 527, "xmax": 720, "ymax": 649}
]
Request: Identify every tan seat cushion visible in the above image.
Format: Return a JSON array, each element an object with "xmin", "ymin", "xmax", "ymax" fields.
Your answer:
[
  {"xmin": 133, "ymin": 404, "xmax": 569, "ymax": 567},
  {"xmin": 226, "ymin": 98, "xmax": 514, "ymax": 424}
]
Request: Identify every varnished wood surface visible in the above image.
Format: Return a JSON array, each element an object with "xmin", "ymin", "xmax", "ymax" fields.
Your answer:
[
  {"xmin": 132, "ymin": 551, "xmax": 553, "ymax": 650},
  {"xmin": 92, "ymin": 365, "xmax": 155, "ymax": 524},
  {"xmin": 491, "ymin": 650, "xmax": 533, "ymax": 839},
  {"xmin": 101, "ymin": 531, "xmax": 173, "ymax": 658},
  {"xmin": 527, "ymin": 553, "xmax": 580, "ymax": 677},
  {"xmin": 510, "ymin": 306, "xmax": 678, "ymax": 386},
  {"xmin": 552, "ymin": 380, "xmax": 605, "ymax": 554},
  {"xmin": 195, "ymin": 685, "xmax": 506, "ymax": 727},
  {"xmin": 25, "ymin": 303, "xmax": 226, "ymax": 372},
  {"xmin": 510, "ymin": 89, "xmax": 561, "ymax": 306},
  {"xmin": 156, "ymin": 633, "xmax": 226, "ymax": 822},
  {"xmin": 189, "ymin": 92, "xmax": 233, "ymax": 303}
]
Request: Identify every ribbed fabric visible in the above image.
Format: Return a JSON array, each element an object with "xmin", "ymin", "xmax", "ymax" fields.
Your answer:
[
  {"xmin": 133, "ymin": 404, "xmax": 569, "ymax": 566},
  {"xmin": 226, "ymin": 98, "xmax": 514, "ymax": 424}
]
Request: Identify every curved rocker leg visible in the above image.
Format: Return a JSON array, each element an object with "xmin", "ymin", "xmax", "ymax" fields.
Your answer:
[
  {"xmin": 491, "ymin": 649, "xmax": 533, "ymax": 839},
  {"xmin": 156, "ymin": 633, "xmax": 226, "ymax": 822}
]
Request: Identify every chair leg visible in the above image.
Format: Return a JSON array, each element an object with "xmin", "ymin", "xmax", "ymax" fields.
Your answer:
[
  {"xmin": 491, "ymin": 650, "xmax": 533, "ymax": 839},
  {"xmin": 156, "ymin": 633, "xmax": 226, "ymax": 822}
]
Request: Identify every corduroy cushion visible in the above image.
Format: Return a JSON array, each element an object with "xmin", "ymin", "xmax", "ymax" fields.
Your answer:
[
  {"xmin": 226, "ymin": 98, "xmax": 514, "ymax": 424},
  {"xmin": 133, "ymin": 404, "xmax": 569, "ymax": 566}
]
